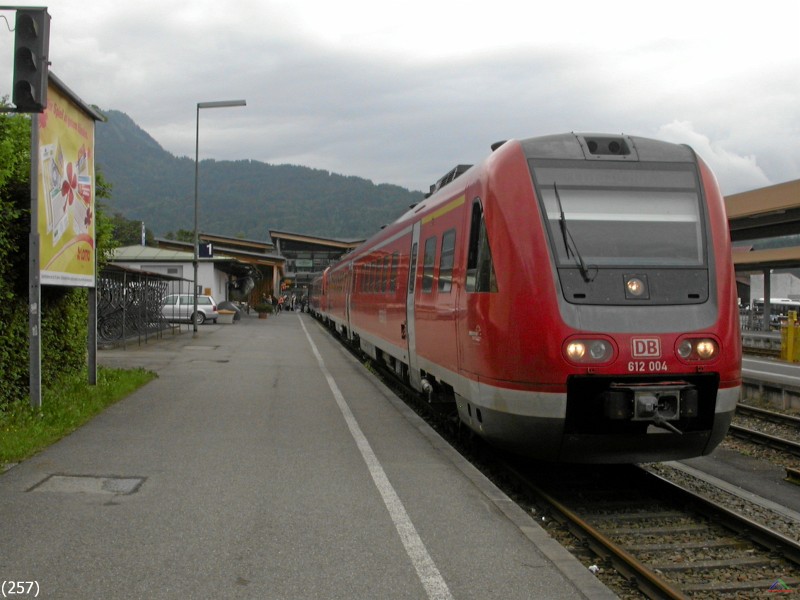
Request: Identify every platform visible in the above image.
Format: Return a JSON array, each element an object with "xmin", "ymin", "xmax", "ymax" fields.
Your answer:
[{"xmin": 0, "ymin": 311, "xmax": 615, "ymax": 599}]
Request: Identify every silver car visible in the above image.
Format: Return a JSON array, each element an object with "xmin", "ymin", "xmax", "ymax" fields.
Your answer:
[{"xmin": 161, "ymin": 294, "xmax": 219, "ymax": 324}]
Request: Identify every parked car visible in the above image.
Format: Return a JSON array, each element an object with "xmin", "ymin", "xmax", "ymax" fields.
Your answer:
[{"xmin": 161, "ymin": 294, "xmax": 219, "ymax": 324}]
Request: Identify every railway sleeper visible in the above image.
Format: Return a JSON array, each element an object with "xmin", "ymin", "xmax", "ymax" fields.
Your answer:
[
  {"xmin": 625, "ymin": 539, "xmax": 751, "ymax": 552},
  {"xmin": 681, "ymin": 577, "xmax": 800, "ymax": 595},
  {"xmin": 649, "ymin": 555, "xmax": 773, "ymax": 572},
  {"xmin": 607, "ymin": 524, "xmax": 708, "ymax": 535},
  {"xmin": 586, "ymin": 510, "xmax": 688, "ymax": 522}
]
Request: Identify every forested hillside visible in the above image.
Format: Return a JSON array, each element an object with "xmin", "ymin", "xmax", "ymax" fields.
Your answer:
[{"xmin": 95, "ymin": 110, "xmax": 423, "ymax": 240}]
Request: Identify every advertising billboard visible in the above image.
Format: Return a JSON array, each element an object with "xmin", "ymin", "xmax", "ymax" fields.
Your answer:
[{"xmin": 37, "ymin": 79, "xmax": 96, "ymax": 286}]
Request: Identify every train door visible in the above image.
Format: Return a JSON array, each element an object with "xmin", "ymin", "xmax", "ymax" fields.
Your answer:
[
  {"xmin": 406, "ymin": 221, "xmax": 422, "ymax": 392},
  {"xmin": 345, "ymin": 263, "xmax": 353, "ymax": 340}
]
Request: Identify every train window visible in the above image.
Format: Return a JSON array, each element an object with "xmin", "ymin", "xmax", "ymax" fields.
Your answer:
[
  {"xmin": 361, "ymin": 263, "xmax": 367, "ymax": 294},
  {"xmin": 382, "ymin": 255, "xmax": 391, "ymax": 293},
  {"xmin": 390, "ymin": 252, "xmax": 399, "ymax": 292},
  {"xmin": 439, "ymin": 230, "xmax": 456, "ymax": 293},
  {"xmin": 422, "ymin": 236, "xmax": 437, "ymax": 293},
  {"xmin": 466, "ymin": 199, "xmax": 498, "ymax": 293},
  {"xmin": 534, "ymin": 162, "xmax": 704, "ymax": 267},
  {"xmin": 408, "ymin": 243, "xmax": 418, "ymax": 293}
]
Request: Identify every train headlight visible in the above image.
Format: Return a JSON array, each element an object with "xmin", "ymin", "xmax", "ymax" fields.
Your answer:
[
  {"xmin": 676, "ymin": 337, "xmax": 719, "ymax": 361},
  {"xmin": 626, "ymin": 278, "xmax": 645, "ymax": 296},
  {"xmin": 590, "ymin": 341, "xmax": 610, "ymax": 360},
  {"xmin": 564, "ymin": 338, "xmax": 614, "ymax": 364},
  {"xmin": 624, "ymin": 275, "xmax": 649, "ymax": 299},
  {"xmin": 677, "ymin": 340, "xmax": 693, "ymax": 359},
  {"xmin": 566, "ymin": 341, "xmax": 586, "ymax": 360},
  {"xmin": 696, "ymin": 340, "xmax": 717, "ymax": 359}
]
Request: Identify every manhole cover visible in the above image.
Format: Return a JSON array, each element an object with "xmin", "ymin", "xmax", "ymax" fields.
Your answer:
[{"xmin": 29, "ymin": 474, "xmax": 145, "ymax": 495}]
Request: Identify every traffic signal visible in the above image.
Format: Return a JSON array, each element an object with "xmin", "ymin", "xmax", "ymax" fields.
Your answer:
[{"xmin": 12, "ymin": 8, "xmax": 50, "ymax": 113}]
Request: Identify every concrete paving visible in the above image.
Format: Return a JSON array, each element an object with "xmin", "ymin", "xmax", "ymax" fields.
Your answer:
[{"xmin": 0, "ymin": 311, "xmax": 616, "ymax": 599}]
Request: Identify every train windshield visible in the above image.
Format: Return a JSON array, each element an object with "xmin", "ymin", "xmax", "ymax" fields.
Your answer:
[{"xmin": 533, "ymin": 162, "xmax": 704, "ymax": 267}]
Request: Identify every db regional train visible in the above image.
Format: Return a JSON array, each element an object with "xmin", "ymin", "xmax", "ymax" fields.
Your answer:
[{"xmin": 310, "ymin": 133, "xmax": 741, "ymax": 463}]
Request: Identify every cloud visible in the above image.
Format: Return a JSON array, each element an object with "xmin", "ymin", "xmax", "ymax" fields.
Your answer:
[
  {"xmin": 1, "ymin": 0, "xmax": 798, "ymax": 196},
  {"xmin": 655, "ymin": 121, "xmax": 772, "ymax": 194}
]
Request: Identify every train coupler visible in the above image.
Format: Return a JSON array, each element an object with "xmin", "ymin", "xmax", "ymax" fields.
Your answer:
[{"xmin": 602, "ymin": 382, "xmax": 698, "ymax": 433}]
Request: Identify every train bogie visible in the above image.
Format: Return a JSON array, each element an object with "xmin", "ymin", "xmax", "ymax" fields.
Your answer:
[{"xmin": 316, "ymin": 133, "xmax": 741, "ymax": 463}]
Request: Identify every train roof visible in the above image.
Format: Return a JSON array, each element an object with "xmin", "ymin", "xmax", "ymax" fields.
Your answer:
[{"xmin": 520, "ymin": 132, "xmax": 696, "ymax": 163}]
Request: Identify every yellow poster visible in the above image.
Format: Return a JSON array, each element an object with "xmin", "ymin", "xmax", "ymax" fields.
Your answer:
[{"xmin": 38, "ymin": 82, "xmax": 95, "ymax": 286}]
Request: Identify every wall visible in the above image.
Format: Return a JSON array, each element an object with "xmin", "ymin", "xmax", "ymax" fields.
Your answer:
[{"xmin": 113, "ymin": 260, "xmax": 230, "ymax": 303}]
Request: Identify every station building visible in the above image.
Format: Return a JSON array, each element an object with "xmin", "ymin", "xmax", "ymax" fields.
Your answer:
[
  {"xmin": 269, "ymin": 230, "xmax": 363, "ymax": 295},
  {"xmin": 137, "ymin": 230, "xmax": 361, "ymax": 305},
  {"xmin": 728, "ymin": 178, "xmax": 800, "ymax": 327}
]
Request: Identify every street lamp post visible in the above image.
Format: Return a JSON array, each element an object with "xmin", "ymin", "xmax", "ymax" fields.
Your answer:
[{"xmin": 193, "ymin": 99, "xmax": 246, "ymax": 334}]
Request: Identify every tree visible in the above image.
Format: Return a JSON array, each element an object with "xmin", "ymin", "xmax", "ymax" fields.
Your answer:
[
  {"xmin": 94, "ymin": 169, "xmax": 116, "ymax": 271},
  {"xmin": 0, "ymin": 109, "xmax": 31, "ymax": 303},
  {"xmin": 106, "ymin": 211, "xmax": 155, "ymax": 247},
  {"xmin": 164, "ymin": 228, "xmax": 194, "ymax": 243}
]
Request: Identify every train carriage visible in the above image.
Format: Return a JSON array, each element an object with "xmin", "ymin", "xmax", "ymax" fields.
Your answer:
[{"xmin": 316, "ymin": 132, "xmax": 741, "ymax": 463}]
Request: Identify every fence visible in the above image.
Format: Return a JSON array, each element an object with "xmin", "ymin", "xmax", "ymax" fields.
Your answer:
[{"xmin": 97, "ymin": 265, "xmax": 191, "ymax": 347}]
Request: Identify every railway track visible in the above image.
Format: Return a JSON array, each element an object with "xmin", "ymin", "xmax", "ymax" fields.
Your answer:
[
  {"xmin": 736, "ymin": 403, "xmax": 800, "ymax": 428},
  {"xmin": 502, "ymin": 461, "xmax": 800, "ymax": 598},
  {"xmin": 728, "ymin": 424, "xmax": 800, "ymax": 458},
  {"xmin": 732, "ymin": 403, "xmax": 800, "ymax": 459},
  {"xmin": 742, "ymin": 346, "xmax": 780, "ymax": 358}
]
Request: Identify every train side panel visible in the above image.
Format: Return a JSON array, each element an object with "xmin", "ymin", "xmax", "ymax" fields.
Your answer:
[
  {"xmin": 412, "ymin": 194, "xmax": 468, "ymax": 380},
  {"xmin": 455, "ymin": 141, "xmax": 564, "ymax": 388},
  {"xmin": 349, "ymin": 229, "xmax": 412, "ymax": 366}
]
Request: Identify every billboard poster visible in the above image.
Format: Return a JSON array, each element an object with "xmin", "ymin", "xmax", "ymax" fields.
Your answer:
[{"xmin": 37, "ymin": 81, "xmax": 95, "ymax": 286}]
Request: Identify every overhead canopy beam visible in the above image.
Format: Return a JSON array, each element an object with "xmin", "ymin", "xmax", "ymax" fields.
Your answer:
[{"xmin": 726, "ymin": 179, "xmax": 800, "ymax": 242}]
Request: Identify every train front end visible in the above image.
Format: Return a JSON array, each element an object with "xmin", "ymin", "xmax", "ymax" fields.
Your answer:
[{"xmin": 488, "ymin": 133, "xmax": 741, "ymax": 463}]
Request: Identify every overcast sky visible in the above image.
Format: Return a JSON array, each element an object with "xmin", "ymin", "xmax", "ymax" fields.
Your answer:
[{"xmin": 1, "ymin": 1, "xmax": 798, "ymax": 195}]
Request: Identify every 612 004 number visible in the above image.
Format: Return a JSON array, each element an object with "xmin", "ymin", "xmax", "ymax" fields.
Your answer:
[{"xmin": 628, "ymin": 360, "xmax": 668, "ymax": 373}]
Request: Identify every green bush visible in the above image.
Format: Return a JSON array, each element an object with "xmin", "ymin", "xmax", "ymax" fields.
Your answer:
[{"xmin": 0, "ymin": 111, "xmax": 112, "ymax": 407}]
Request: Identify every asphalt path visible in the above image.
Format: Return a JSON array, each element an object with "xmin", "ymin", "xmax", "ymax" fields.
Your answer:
[{"xmin": 0, "ymin": 312, "xmax": 612, "ymax": 600}]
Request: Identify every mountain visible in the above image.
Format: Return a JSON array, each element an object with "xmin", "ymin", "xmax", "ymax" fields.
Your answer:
[{"xmin": 94, "ymin": 110, "xmax": 424, "ymax": 240}]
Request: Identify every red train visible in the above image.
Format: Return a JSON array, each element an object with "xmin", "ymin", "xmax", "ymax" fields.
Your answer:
[{"xmin": 311, "ymin": 133, "xmax": 741, "ymax": 463}]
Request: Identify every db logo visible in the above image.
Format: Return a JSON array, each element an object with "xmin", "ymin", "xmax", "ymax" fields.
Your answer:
[{"xmin": 632, "ymin": 338, "xmax": 661, "ymax": 358}]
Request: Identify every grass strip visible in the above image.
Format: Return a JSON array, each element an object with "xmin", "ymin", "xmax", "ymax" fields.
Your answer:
[{"xmin": 0, "ymin": 366, "xmax": 156, "ymax": 469}]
